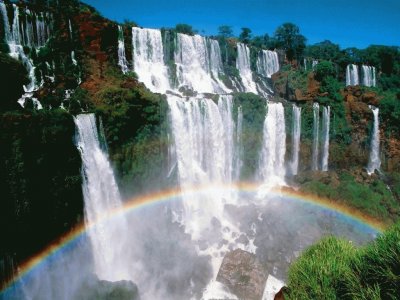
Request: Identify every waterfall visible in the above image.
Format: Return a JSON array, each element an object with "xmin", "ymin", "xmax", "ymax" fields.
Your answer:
[
  {"xmin": 256, "ymin": 49, "xmax": 279, "ymax": 78},
  {"xmin": 321, "ymin": 106, "xmax": 330, "ymax": 171},
  {"xmin": 311, "ymin": 102, "xmax": 320, "ymax": 171},
  {"xmin": 290, "ymin": 105, "xmax": 301, "ymax": 175},
  {"xmin": 117, "ymin": 25, "xmax": 129, "ymax": 74},
  {"xmin": 362, "ymin": 65, "xmax": 376, "ymax": 87},
  {"xmin": 167, "ymin": 95, "xmax": 240, "ymax": 238},
  {"xmin": 175, "ymin": 34, "xmax": 229, "ymax": 93},
  {"xmin": 367, "ymin": 106, "xmax": 381, "ymax": 174},
  {"xmin": 209, "ymin": 38, "xmax": 231, "ymax": 93},
  {"xmin": 258, "ymin": 102, "xmax": 286, "ymax": 186},
  {"xmin": 74, "ymin": 114, "xmax": 129, "ymax": 282},
  {"xmin": 131, "ymin": 27, "xmax": 171, "ymax": 93},
  {"xmin": 346, "ymin": 64, "xmax": 359, "ymax": 86},
  {"xmin": 0, "ymin": 3, "xmax": 52, "ymax": 107},
  {"xmin": 312, "ymin": 59, "xmax": 318, "ymax": 70},
  {"xmin": 236, "ymin": 43, "xmax": 258, "ymax": 93},
  {"xmin": 235, "ymin": 106, "xmax": 243, "ymax": 180}
]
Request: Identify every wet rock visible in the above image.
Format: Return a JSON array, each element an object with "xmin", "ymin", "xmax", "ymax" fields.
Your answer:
[
  {"xmin": 74, "ymin": 275, "xmax": 140, "ymax": 300},
  {"xmin": 217, "ymin": 249, "xmax": 267, "ymax": 300},
  {"xmin": 261, "ymin": 275, "xmax": 285, "ymax": 300}
]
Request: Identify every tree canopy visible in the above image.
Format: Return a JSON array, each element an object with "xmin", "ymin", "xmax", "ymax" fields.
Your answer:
[{"xmin": 274, "ymin": 22, "xmax": 306, "ymax": 61}]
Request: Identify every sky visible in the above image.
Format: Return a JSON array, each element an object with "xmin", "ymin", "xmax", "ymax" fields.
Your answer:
[{"xmin": 84, "ymin": 0, "xmax": 400, "ymax": 49}]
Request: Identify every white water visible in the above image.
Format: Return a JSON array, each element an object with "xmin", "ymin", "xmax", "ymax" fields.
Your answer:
[
  {"xmin": 117, "ymin": 25, "xmax": 129, "ymax": 74},
  {"xmin": 0, "ymin": 3, "xmax": 52, "ymax": 107},
  {"xmin": 311, "ymin": 102, "xmax": 320, "ymax": 171},
  {"xmin": 258, "ymin": 102, "xmax": 286, "ymax": 187},
  {"xmin": 256, "ymin": 49, "xmax": 279, "ymax": 78},
  {"xmin": 321, "ymin": 106, "xmax": 330, "ymax": 171},
  {"xmin": 74, "ymin": 114, "xmax": 130, "ymax": 282},
  {"xmin": 362, "ymin": 65, "xmax": 376, "ymax": 87},
  {"xmin": 131, "ymin": 27, "xmax": 171, "ymax": 93},
  {"xmin": 290, "ymin": 105, "xmax": 301, "ymax": 175},
  {"xmin": 346, "ymin": 64, "xmax": 359, "ymax": 86},
  {"xmin": 367, "ymin": 106, "xmax": 381, "ymax": 174},
  {"xmin": 236, "ymin": 43, "xmax": 258, "ymax": 93}
]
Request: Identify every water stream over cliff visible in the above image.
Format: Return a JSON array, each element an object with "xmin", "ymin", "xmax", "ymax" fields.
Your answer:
[{"xmin": 367, "ymin": 106, "xmax": 381, "ymax": 174}]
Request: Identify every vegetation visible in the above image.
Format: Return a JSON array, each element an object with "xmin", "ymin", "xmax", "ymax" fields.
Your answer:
[
  {"xmin": 285, "ymin": 222, "xmax": 400, "ymax": 300},
  {"xmin": 274, "ymin": 22, "xmax": 306, "ymax": 62},
  {"xmin": 175, "ymin": 23, "xmax": 197, "ymax": 35}
]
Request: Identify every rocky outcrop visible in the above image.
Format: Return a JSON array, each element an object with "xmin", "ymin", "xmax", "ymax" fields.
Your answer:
[{"xmin": 217, "ymin": 249, "xmax": 267, "ymax": 300}]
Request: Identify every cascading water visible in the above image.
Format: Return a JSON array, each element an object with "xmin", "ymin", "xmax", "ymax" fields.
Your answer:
[
  {"xmin": 367, "ymin": 106, "xmax": 381, "ymax": 174},
  {"xmin": 236, "ymin": 43, "xmax": 258, "ymax": 93},
  {"xmin": 131, "ymin": 27, "xmax": 171, "ymax": 93},
  {"xmin": 290, "ymin": 105, "xmax": 301, "ymax": 175},
  {"xmin": 117, "ymin": 25, "xmax": 129, "ymax": 74},
  {"xmin": 258, "ymin": 102, "xmax": 286, "ymax": 187},
  {"xmin": 321, "ymin": 106, "xmax": 330, "ymax": 171},
  {"xmin": 0, "ymin": 2, "xmax": 52, "ymax": 107},
  {"xmin": 362, "ymin": 65, "xmax": 376, "ymax": 87},
  {"xmin": 74, "ymin": 114, "xmax": 130, "ymax": 282},
  {"xmin": 311, "ymin": 102, "xmax": 320, "ymax": 171},
  {"xmin": 346, "ymin": 64, "xmax": 359, "ymax": 86},
  {"xmin": 235, "ymin": 106, "xmax": 243, "ymax": 180},
  {"xmin": 256, "ymin": 49, "xmax": 279, "ymax": 78},
  {"xmin": 175, "ymin": 34, "xmax": 229, "ymax": 93}
]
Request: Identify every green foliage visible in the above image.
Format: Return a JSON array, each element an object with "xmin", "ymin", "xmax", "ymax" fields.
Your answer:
[
  {"xmin": 0, "ymin": 110, "xmax": 83, "ymax": 260},
  {"xmin": 239, "ymin": 27, "xmax": 252, "ymax": 44},
  {"xmin": 301, "ymin": 172, "xmax": 400, "ymax": 222},
  {"xmin": 286, "ymin": 223, "xmax": 400, "ymax": 300},
  {"xmin": 314, "ymin": 60, "xmax": 336, "ymax": 81},
  {"xmin": 175, "ymin": 24, "xmax": 197, "ymax": 35},
  {"xmin": 286, "ymin": 237, "xmax": 356, "ymax": 300},
  {"xmin": 217, "ymin": 25, "xmax": 233, "ymax": 38},
  {"xmin": 274, "ymin": 22, "xmax": 306, "ymax": 61},
  {"xmin": 0, "ymin": 52, "xmax": 29, "ymax": 111},
  {"xmin": 379, "ymin": 90, "xmax": 400, "ymax": 137},
  {"xmin": 305, "ymin": 40, "xmax": 342, "ymax": 62}
]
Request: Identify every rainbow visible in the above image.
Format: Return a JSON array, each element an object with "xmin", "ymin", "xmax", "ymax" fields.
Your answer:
[{"xmin": 0, "ymin": 182, "xmax": 386, "ymax": 293}]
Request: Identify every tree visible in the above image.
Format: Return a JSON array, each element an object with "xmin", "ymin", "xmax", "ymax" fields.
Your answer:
[
  {"xmin": 274, "ymin": 22, "xmax": 306, "ymax": 62},
  {"xmin": 239, "ymin": 27, "xmax": 252, "ymax": 44},
  {"xmin": 218, "ymin": 25, "xmax": 233, "ymax": 38},
  {"xmin": 305, "ymin": 40, "xmax": 341, "ymax": 61},
  {"xmin": 175, "ymin": 24, "xmax": 196, "ymax": 35}
]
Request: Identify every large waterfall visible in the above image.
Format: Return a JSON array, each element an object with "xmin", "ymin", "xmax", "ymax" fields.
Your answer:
[
  {"xmin": 367, "ymin": 106, "xmax": 381, "ymax": 174},
  {"xmin": 256, "ymin": 49, "xmax": 280, "ymax": 78},
  {"xmin": 117, "ymin": 25, "xmax": 129, "ymax": 74},
  {"xmin": 131, "ymin": 27, "xmax": 171, "ymax": 93},
  {"xmin": 321, "ymin": 106, "xmax": 330, "ymax": 171},
  {"xmin": 290, "ymin": 105, "xmax": 301, "ymax": 175},
  {"xmin": 362, "ymin": 65, "xmax": 376, "ymax": 87},
  {"xmin": 74, "ymin": 114, "xmax": 130, "ymax": 282},
  {"xmin": 258, "ymin": 102, "xmax": 287, "ymax": 186},
  {"xmin": 236, "ymin": 42, "xmax": 258, "ymax": 93},
  {"xmin": 311, "ymin": 102, "xmax": 320, "ymax": 170},
  {"xmin": 175, "ymin": 34, "xmax": 229, "ymax": 93},
  {"xmin": 346, "ymin": 64, "xmax": 360, "ymax": 86}
]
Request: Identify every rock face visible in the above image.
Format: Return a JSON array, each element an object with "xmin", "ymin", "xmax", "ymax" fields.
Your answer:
[
  {"xmin": 217, "ymin": 249, "xmax": 267, "ymax": 300},
  {"xmin": 74, "ymin": 276, "xmax": 140, "ymax": 300}
]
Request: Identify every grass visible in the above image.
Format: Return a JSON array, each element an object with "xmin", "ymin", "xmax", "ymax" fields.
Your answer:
[{"xmin": 285, "ymin": 223, "xmax": 400, "ymax": 300}]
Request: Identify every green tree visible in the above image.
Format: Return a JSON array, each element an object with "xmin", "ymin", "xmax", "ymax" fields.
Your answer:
[
  {"xmin": 305, "ymin": 40, "xmax": 341, "ymax": 61},
  {"xmin": 274, "ymin": 22, "xmax": 306, "ymax": 62},
  {"xmin": 218, "ymin": 25, "xmax": 233, "ymax": 38},
  {"xmin": 175, "ymin": 24, "xmax": 196, "ymax": 35},
  {"xmin": 239, "ymin": 27, "xmax": 252, "ymax": 44}
]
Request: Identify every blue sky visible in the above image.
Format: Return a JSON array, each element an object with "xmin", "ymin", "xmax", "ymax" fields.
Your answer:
[{"xmin": 84, "ymin": 0, "xmax": 399, "ymax": 49}]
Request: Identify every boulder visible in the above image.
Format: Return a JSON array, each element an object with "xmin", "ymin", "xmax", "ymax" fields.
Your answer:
[{"xmin": 217, "ymin": 249, "xmax": 267, "ymax": 300}]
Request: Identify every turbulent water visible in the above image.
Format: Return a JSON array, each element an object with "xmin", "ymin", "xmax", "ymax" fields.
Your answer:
[
  {"xmin": 257, "ymin": 50, "xmax": 279, "ymax": 78},
  {"xmin": 321, "ymin": 106, "xmax": 330, "ymax": 171},
  {"xmin": 290, "ymin": 105, "xmax": 301, "ymax": 175},
  {"xmin": 131, "ymin": 27, "xmax": 171, "ymax": 93},
  {"xmin": 258, "ymin": 102, "xmax": 287, "ymax": 187},
  {"xmin": 312, "ymin": 102, "xmax": 320, "ymax": 170},
  {"xmin": 367, "ymin": 106, "xmax": 381, "ymax": 174},
  {"xmin": 362, "ymin": 65, "xmax": 376, "ymax": 87},
  {"xmin": 0, "ymin": 2, "xmax": 52, "ymax": 108},
  {"xmin": 346, "ymin": 64, "xmax": 360, "ymax": 86},
  {"xmin": 236, "ymin": 42, "xmax": 258, "ymax": 93},
  {"xmin": 74, "ymin": 114, "xmax": 130, "ymax": 282},
  {"xmin": 117, "ymin": 25, "xmax": 129, "ymax": 74}
]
